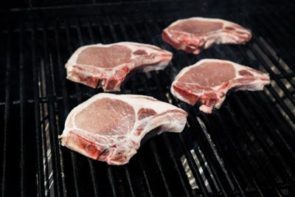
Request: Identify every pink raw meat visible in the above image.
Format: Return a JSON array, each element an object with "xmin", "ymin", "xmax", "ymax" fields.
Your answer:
[
  {"xmin": 60, "ymin": 93, "xmax": 187, "ymax": 165},
  {"xmin": 66, "ymin": 42, "xmax": 172, "ymax": 91},
  {"xmin": 171, "ymin": 59, "xmax": 270, "ymax": 113},
  {"xmin": 162, "ymin": 17, "xmax": 252, "ymax": 54}
]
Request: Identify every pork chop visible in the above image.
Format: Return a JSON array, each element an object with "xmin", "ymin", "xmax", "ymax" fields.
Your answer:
[
  {"xmin": 162, "ymin": 17, "xmax": 252, "ymax": 54},
  {"xmin": 66, "ymin": 42, "xmax": 172, "ymax": 91},
  {"xmin": 171, "ymin": 59, "xmax": 270, "ymax": 113},
  {"xmin": 60, "ymin": 93, "xmax": 187, "ymax": 165}
]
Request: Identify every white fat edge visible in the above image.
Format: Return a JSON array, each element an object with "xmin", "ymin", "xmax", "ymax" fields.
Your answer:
[
  {"xmin": 170, "ymin": 84, "xmax": 193, "ymax": 104},
  {"xmin": 169, "ymin": 17, "xmax": 249, "ymax": 31},
  {"xmin": 213, "ymin": 31, "xmax": 250, "ymax": 45},
  {"xmin": 234, "ymin": 79, "xmax": 270, "ymax": 91},
  {"xmin": 118, "ymin": 42, "xmax": 172, "ymax": 63},
  {"xmin": 117, "ymin": 42, "xmax": 165, "ymax": 51},
  {"xmin": 231, "ymin": 60, "xmax": 270, "ymax": 80},
  {"xmin": 118, "ymin": 94, "xmax": 186, "ymax": 114},
  {"xmin": 221, "ymin": 20, "xmax": 252, "ymax": 36},
  {"xmin": 61, "ymin": 93, "xmax": 186, "ymax": 145},
  {"xmin": 137, "ymin": 112, "xmax": 186, "ymax": 136},
  {"xmin": 126, "ymin": 103, "xmax": 187, "ymax": 143},
  {"xmin": 142, "ymin": 60, "xmax": 171, "ymax": 72},
  {"xmin": 118, "ymin": 42, "xmax": 172, "ymax": 73},
  {"xmin": 162, "ymin": 28, "xmax": 172, "ymax": 38}
]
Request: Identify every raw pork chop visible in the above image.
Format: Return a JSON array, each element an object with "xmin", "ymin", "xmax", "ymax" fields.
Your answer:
[
  {"xmin": 66, "ymin": 42, "xmax": 172, "ymax": 91},
  {"xmin": 162, "ymin": 17, "xmax": 252, "ymax": 54},
  {"xmin": 60, "ymin": 93, "xmax": 187, "ymax": 165},
  {"xmin": 171, "ymin": 59, "xmax": 270, "ymax": 113}
]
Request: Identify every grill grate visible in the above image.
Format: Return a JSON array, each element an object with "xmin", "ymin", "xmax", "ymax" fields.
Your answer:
[{"xmin": 1, "ymin": 2, "xmax": 295, "ymax": 196}]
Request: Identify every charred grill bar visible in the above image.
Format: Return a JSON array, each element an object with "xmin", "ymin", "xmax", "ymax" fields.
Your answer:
[{"xmin": 0, "ymin": 1, "xmax": 295, "ymax": 196}]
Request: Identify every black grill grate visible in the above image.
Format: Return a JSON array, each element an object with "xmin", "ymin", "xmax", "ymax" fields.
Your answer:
[{"xmin": 0, "ymin": 2, "xmax": 295, "ymax": 196}]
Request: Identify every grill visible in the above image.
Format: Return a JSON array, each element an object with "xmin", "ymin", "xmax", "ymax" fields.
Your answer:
[{"xmin": 1, "ymin": 1, "xmax": 295, "ymax": 196}]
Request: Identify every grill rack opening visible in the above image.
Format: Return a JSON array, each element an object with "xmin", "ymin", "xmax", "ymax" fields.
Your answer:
[{"xmin": 0, "ymin": 1, "xmax": 295, "ymax": 196}]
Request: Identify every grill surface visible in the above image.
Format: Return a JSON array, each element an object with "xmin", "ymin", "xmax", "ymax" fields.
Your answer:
[{"xmin": 1, "ymin": 1, "xmax": 295, "ymax": 196}]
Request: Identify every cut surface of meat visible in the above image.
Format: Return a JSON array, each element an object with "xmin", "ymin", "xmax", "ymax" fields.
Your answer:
[
  {"xmin": 66, "ymin": 42, "xmax": 173, "ymax": 91},
  {"xmin": 162, "ymin": 17, "xmax": 252, "ymax": 54},
  {"xmin": 60, "ymin": 93, "xmax": 187, "ymax": 165},
  {"xmin": 171, "ymin": 59, "xmax": 270, "ymax": 113}
]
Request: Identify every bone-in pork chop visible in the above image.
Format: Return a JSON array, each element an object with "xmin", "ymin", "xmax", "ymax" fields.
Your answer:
[
  {"xmin": 66, "ymin": 42, "xmax": 172, "ymax": 91},
  {"xmin": 162, "ymin": 17, "xmax": 252, "ymax": 54},
  {"xmin": 60, "ymin": 93, "xmax": 187, "ymax": 165},
  {"xmin": 171, "ymin": 59, "xmax": 270, "ymax": 113}
]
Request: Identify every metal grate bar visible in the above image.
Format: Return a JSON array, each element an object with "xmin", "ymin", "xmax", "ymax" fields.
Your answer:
[
  {"xmin": 41, "ymin": 24, "xmax": 64, "ymax": 197},
  {"xmin": 31, "ymin": 25, "xmax": 46, "ymax": 197},
  {"xmin": 1, "ymin": 30, "xmax": 11, "ymax": 197},
  {"xmin": 204, "ymin": 112, "xmax": 258, "ymax": 195},
  {"xmin": 18, "ymin": 25, "xmax": 25, "ymax": 197},
  {"xmin": 63, "ymin": 21, "xmax": 85, "ymax": 197},
  {"xmin": 250, "ymin": 42, "xmax": 295, "ymax": 105},
  {"xmin": 211, "ymin": 110, "xmax": 265, "ymax": 196},
  {"xmin": 215, "ymin": 105, "xmax": 277, "ymax": 196},
  {"xmin": 75, "ymin": 18, "xmax": 101, "ymax": 197},
  {"xmin": 124, "ymin": 166, "xmax": 136, "ymax": 197},
  {"xmin": 225, "ymin": 46, "xmax": 295, "ymax": 152},
  {"xmin": 139, "ymin": 160, "xmax": 155, "ymax": 197},
  {"xmin": 221, "ymin": 46, "xmax": 295, "ymax": 191},
  {"xmin": 107, "ymin": 167, "xmax": 118, "ymax": 197},
  {"xmin": 223, "ymin": 44, "xmax": 295, "ymax": 148},
  {"xmin": 239, "ymin": 47, "xmax": 295, "ymax": 123},
  {"xmin": 53, "ymin": 22, "xmax": 69, "ymax": 197},
  {"xmin": 177, "ymin": 132, "xmax": 210, "ymax": 196},
  {"xmin": 230, "ymin": 96, "xmax": 289, "ymax": 195},
  {"xmin": 240, "ymin": 92, "xmax": 295, "ymax": 189},
  {"xmin": 194, "ymin": 116, "xmax": 236, "ymax": 193}
]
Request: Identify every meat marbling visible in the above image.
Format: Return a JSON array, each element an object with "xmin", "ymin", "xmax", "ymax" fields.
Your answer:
[
  {"xmin": 171, "ymin": 59, "xmax": 270, "ymax": 113},
  {"xmin": 66, "ymin": 42, "xmax": 172, "ymax": 91},
  {"xmin": 60, "ymin": 93, "xmax": 187, "ymax": 165},
  {"xmin": 162, "ymin": 17, "xmax": 252, "ymax": 54}
]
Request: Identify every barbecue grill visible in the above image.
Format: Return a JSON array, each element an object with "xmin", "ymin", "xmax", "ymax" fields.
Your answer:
[{"xmin": 1, "ymin": 0, "xmax": 295, "ymax": 196}]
